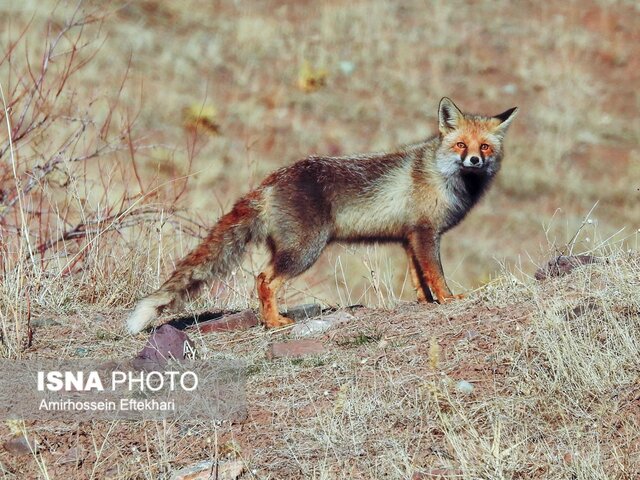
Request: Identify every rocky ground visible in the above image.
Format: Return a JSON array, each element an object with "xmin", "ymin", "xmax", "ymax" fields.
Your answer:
[{"xmin": 2, "ymin": 254, "xmax": 638, "ymax": 479}]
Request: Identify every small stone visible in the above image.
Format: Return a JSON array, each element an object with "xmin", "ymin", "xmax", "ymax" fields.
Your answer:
[
  {"xmin": 56, "ymin": 446, "xmax": 84, "ymax": 465},
  {"xmin": 267, "ymin": 339, "xmax": 326, "ymax": 359},
  {"xmin": 502, "ymin": 83, "xmax": 517, "ymax": 94},
  {"xmin": 535, "ymin": 255, "xmax": 598, "ymax": 280},
  {"xmin": 290, "ymin": 311, "xmax": 355, "ymax": 337},
  {"xmin": 31, "ymin": 317, "xmax": 61, "ymax": 328},
  {"xmin": 413, "ymin": 469, "xmax": 463, "ymax": 479},
  {"xmin": 324, "ymin": 311, "xmax": 355, "ymax": 324},
  {"xmin": 339, "ymin": 60, "xmax": 356, "ymax": 75},
  {"xmin": 576, "ymin": 130, "xmax": 600, "ymax": 144},
  {"xmin": 133, "ymin": 324, "xmax": 195, "ymax": 370},
  {"xmin": 290, "ymin": 319, "xmax": 332, "ymax": 336},
  {"xmin": 465, "ymin": 329, "xmax": 480, "ymax": 341},
  {"xmin": 197, "ymin": 310, "xmax": 258, "ymax": 334},
  {"xmin": 284, "ymin": 304, "xmax": 322, "ymax": 321},
  {"xmin": 104, "ymin": 466, "xmax": 120, "ymax": 479},
  {"xmin": 171, "ymin": 459, "xmax": 244, "ymax": 480},
  {"xmin": 455, "ymin": 380, "xmax": 474, "ymax": 394},
  {"xmin": 565, "ymin": 300, "xmax": 601, "ymax": 321},
  {"xmin": 3, "ymin": 435, "xmax": 36, "ymax": 456}
]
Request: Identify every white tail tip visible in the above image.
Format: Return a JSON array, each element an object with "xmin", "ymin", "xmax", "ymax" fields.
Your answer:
[{"xmin": 126, "ymin": 297, "xmax": 162, "ymax": 334}]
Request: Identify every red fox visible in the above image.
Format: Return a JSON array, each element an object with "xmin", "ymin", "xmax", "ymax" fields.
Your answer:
[{"xmin": 127, "ymin": 98, "xmax": 517, "ymax": 334}]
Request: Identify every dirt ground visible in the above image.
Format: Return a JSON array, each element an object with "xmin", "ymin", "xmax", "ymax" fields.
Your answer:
[{"xmin": 2, "ymin": 255, "xmax": 639, "ymax": 479}]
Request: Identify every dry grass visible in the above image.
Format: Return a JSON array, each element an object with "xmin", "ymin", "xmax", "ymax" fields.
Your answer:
[
  {"xmin": 0, "ymin": 0, "xmax": 638, "ymax": 478},
  {"xmin": 3, "ymin": 246, "xmax": 637, "ymax": 478}
]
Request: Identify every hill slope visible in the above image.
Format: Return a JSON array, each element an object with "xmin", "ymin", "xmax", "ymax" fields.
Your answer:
[{"xmin": 2, "ymin": 253, "xmax": 638, "ymax": 479}]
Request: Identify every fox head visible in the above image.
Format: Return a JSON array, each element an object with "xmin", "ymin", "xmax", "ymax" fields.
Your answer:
[{"xmin": 435, "ymin": 97, "xmax": 518, "ymax": 179}]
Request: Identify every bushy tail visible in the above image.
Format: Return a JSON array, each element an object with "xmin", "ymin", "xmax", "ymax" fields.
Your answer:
[{"xmin": 126, "ymin": 193, "xmax": 266, "ymax": 334}]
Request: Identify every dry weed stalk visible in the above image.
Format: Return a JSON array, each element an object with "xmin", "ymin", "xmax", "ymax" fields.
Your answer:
[{"xmin": 0, "ymin": 4, "xmax": 203, "ymax": 357}]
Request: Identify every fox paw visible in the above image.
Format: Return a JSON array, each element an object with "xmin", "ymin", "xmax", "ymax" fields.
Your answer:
[
  {"xmin": 264, "ymin": 314, "xmax": 295, "ymax": 329},
  {"xmin": 438, "ymin": 293, "xmax": 464, "ymax": 304}
]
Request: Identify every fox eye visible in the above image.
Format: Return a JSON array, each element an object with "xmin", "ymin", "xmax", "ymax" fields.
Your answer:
[
  {"xmin": 456, "ymin": 142, "xmax": 467, "ymax": 149},
  {"xmin": 480, "ymin": 143, "xmax": 490, "ymax": 151}
]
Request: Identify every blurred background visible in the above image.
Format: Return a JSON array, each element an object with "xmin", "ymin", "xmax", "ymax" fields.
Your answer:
[{"xmin": 1, "ymin": 0, "xmax": 638, "ymax": 313}]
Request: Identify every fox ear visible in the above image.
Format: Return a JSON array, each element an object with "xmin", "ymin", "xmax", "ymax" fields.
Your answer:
[
  {"xmin": 438, "ymin": 97, "xmax": 464, "ymax": 134},
  {"xmin": 493, "ymin": 107, "xmax": 518, "ymax": 136}
]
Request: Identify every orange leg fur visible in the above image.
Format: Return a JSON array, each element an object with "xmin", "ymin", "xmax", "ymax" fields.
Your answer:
[
  {"xmin": 408, "ymin": 229, "xmax": 462, "ymax": 303},
  {"xmin": 405, "ymin": 247, "xmax": 431, "ymax": 303},
  {"xmin": 257, "ymin": 268, "xmax": 294, "ymax": 328},
  {"xmin": 421, "ymin": 261, "xmax": 464, "ymax": 303}
]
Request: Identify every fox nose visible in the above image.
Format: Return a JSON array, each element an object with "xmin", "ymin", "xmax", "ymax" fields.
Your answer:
[{"xmin": 469, "ymin": 156, "xmax": 480, "ymax": 165}]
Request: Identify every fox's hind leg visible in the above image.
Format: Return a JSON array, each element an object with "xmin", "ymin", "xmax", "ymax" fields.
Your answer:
[
  {"xmin": 257, "ymin": 266, "xmax": 293, "ymax": 328},
  {"xmin": 405, "ymin": 245, "xmax": 434, "ymax": 303},
  {"xmin": 258, "ymin": 229, "xmax": 330, "ymax": 328}
]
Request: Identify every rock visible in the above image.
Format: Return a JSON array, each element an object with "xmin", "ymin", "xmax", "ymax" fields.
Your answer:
[
  {"xmin": 290, "ymin": 311, "xmax": 355, "ymax": 337},
  {"xmin": 455, "ymin": 380, "xmax": 475, "ymax": 395},
  {"xmin": 339, "ymin": 60, "xmax": 356, "ymax": 75},
  {"xmin": 104, "ymin": 466, "xmax": 120, "ymax": 479},
  {"xmin": 413, "ymin": 469, "xmax": 463, "ymax": 479},
  {"xmin": 283, "ymin": 303, "xmax": 322, "ymax": 321},
  {"xmin": 325, "ymin": 311, "xmax": 356, "ymax": 324},
  {"xmin": 56, "ymin": 446, "xmax": 84, "ymax": 465},
  {"xmin": 133, "ymin": 324, "xmax": 195, "ymax": 370},
  {"xmin": 267, "ymin": 339, "xmax": 326, "ymax": 359},
  {"xmin": 171, "ymin": 459, "xmax": 244, "ymax": 480},
  {"xmin": 3, "ymin": 435, "xmax": 36, "ymax": 456},
  {"xmin": 502, "ymin": 83, "xmax": 518, "ymax": 94},
  {"xmin": 535, "ymin": 255, "xmax": 598, "ymax": 280},
  {"xmin": 464, "ymin": 329, "xmax": 480, "ymax": 341},
  {"xmin": 290, "ymin": 319, "xmax": 331, "ymax": 336},
  {"xmin": 31, "ymin": 317, "xmax": 62, "ymax": 328},
  {"xmin": 104, "ymin": 465, "xmax": 122, "ymax": 480},
  {"xmin": 196, "ymin": 310, "xmax": 259, "ymax": 334}
]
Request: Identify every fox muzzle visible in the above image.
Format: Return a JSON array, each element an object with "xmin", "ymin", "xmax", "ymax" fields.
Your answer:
[{"xmin": 462, "ymin": 156, "xmax": 484, "ymax": 169}]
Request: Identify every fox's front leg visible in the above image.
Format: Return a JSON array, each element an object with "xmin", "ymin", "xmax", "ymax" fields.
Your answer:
[
  {"xmin": 405, "ymin": 246, "xmax": 434, "ymax": 303},
  {"xmin": 407, "ymin": 227, "xmax": 461, "ymax": 303}
]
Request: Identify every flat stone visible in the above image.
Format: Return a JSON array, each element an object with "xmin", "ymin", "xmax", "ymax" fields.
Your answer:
[
  {"xmin": 197, "ymin": 310, "xmax": 259, "ymax": 334},
  {"xmin": 464, "ymin": 329, "xmax": 480, "ymax": 341},
  {"xmin": 56, "ymin": 446, "xmax": 84, "ymax": 465},
  {"xmin": 290, "ymin": 319, "xmax": 333, "ymax": 336},
  {"xmin": 290, "ymin": 311, "xmax": 356, "ymax": 337},
  {"xmin": 535, "ymin": 255, "xmax": 598, "ymax": 280},
  {"xmin": 31, "ymin": 317, "xmax": 62, "ymax": 328},
  {"xmin": 455, "ymin": 380, "xmax": 475, "ymax": 394},
  {"xmin": 267, "ymin": 339, "xmax": 326, "ymax": 359},
  {"xmin": 283, "ymin": 303, "xmax": 322, "ymax": 321},
  {"xmin": 133, "ymin": 324, "xmax": 195, "ymax": 370},
  {"xmin": 105, "ymin": 466, "xmax": 120, "ymax": 479},
  {"xmin": 171, "ymin": 460, "xmax": 244, "ymax": 480},
  {"xmin": 3, "ymin": 435, "xmax": 36, "ymax": 456},
  {"xmin": 413, "ymin": 470, "xmax": 463, "ymax": 479}
]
